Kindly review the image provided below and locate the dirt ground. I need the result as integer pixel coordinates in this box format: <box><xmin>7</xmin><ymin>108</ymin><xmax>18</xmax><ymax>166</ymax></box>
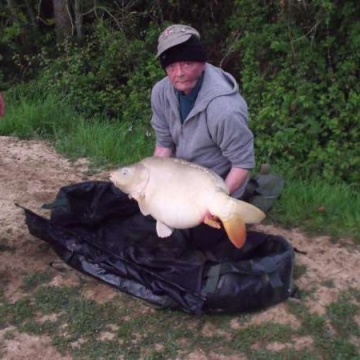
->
<box><xmin>0</xmin><ymin>135</ymin><xmax>360</xmax><ymax>359</ymax></box>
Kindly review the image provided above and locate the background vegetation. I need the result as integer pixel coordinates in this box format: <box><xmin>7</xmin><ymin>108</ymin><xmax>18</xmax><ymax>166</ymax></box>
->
<box><xmin>0</xmin><ymin>0</ymin><xmax>359</xmax><ymax>239</ymax></box>
<box><xmin>1</xmin><ymin>0</ymin><xmax>359</xmax><ymax>181</ymax></box>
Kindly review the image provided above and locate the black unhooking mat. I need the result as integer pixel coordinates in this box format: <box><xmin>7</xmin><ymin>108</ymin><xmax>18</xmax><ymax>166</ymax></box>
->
<box><xmin>21</xmin><ymin>181</ymin><xmax>294</xmax><ymax>315</ymax></box>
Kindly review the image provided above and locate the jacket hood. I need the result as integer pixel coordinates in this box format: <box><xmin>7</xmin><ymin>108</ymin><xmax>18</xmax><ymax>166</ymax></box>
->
<box><xmin>191</xmin><ymin>63</ymin><xmax>239</xmax><ymax>116</ymax></box>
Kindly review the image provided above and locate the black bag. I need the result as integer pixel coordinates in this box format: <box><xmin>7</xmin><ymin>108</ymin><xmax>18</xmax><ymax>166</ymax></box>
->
<box><xmin>21</xmin><ymin>181</ymin><xmax>294</xmax><ymax>315</ymax></box>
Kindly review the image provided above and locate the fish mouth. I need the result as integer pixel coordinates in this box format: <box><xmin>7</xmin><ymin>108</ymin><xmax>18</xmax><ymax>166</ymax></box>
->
<box><xmin>109</xmin><ymin>172</ymin><xmax>116</xmax><ymax>184</ymax></box>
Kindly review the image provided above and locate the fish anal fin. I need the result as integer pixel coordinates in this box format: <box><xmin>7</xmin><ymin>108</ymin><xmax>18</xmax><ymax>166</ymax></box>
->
<box><xmin>234</xmin><ymin>199</ymin><xmax>266</xmax><ymax>224</ymax></box>
<box><xmin>156</xmin><ymin>220</ymin><xmax>173</xmax><ymax>238</ymax></box>
<box><xmin>221</xmin><ymin>215</ymin><xmax>246</xmax><ymax>249</ymax></box>
<box><xmin>203</xmin><ymin>215</ymin><xmax>221</xmax><ymax>229</ymax></box>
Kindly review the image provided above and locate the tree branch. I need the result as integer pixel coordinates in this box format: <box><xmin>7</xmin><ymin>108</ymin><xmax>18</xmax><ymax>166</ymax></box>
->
<box><xmin>219</xmin><ymin>30</ymin><xmax>241</xmax><ymax>69</ymax></box>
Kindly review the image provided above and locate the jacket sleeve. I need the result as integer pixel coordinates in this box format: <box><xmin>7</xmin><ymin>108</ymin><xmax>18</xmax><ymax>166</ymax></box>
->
<box><xmin>206</xmin><ymin>94</ymin><xmax>255</xmax><ymax>169</ymax></box>
<box><xmin>150</xmin><ymin>83</ymin><xmax>175</xmax><ymax>150</ymax></box>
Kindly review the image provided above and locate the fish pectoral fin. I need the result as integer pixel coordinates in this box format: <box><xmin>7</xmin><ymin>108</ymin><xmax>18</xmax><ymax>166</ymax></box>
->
<box><xmin>203</xmin><ymin>215</ymin><xmax>221</xmax><ymax>229</ymax></box>
<box><xmin>132</xmin><ymin>191</ymin><xmax>145</xmax><ymax>201</ymax></box>
<box><xmin>137</xmin><ymin>198</ymin><xmax>150</xmax><ymax>216</ymax></box>
<box><xmin>132</xmin><ymin>192</ymin><xmax>150</xmax><ymax>216</ymax></box>
<box><xmin>221</xmin><ymin>215</ymin><xmax>246</xmax><ymax>249</ymax></box>
<box><xmin>156</xmin><ymin>221</ymin><xmax>173</xmax><ymax>238</ymax></box>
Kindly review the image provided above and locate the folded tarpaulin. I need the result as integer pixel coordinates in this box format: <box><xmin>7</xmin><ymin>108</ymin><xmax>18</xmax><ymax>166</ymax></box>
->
<box><xmin>21</xmin><ymin>181</ymin><xmax>295</xmax><ymax>315</ymax></box>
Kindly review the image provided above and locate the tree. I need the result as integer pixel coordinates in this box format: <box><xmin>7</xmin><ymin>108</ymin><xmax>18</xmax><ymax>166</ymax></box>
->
<box><xmin>52</xmin><ymin>0</ymin><xmax>72</xmax><ymax>40</ymax></box>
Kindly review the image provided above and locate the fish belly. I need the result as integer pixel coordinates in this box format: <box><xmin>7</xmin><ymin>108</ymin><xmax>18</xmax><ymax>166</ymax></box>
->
<box><xmin>146</xmin><ymin>192</ymin><xmax>206</xmax><ymax>229</ymax></box>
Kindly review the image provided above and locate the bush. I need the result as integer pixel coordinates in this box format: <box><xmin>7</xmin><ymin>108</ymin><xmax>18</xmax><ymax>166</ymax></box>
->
<box><xmin>224</xmin><ymin>0</ymin><xmax>360</xmax><ymax>184</ymax></box>
<box><xmin>35</xmin><ymin>21</ymin><xmax>163</xmax><ymax>127</ymax></box>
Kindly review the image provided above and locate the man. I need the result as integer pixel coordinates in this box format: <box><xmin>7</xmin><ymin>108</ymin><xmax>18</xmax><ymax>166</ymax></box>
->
<box><xmin>0</xmin><ymin>91</ymin><xmax>5</xmax><ymax>117</ymax></box>
<box><xmin>151</xmin><ymin>24</ymin><xmax>255</xmax><ymax>199</ymax></box>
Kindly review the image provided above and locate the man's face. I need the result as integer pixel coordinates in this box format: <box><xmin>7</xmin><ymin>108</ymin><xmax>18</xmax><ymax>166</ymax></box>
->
<box><xmin>165</xmin><ymin>61</ymin><xmax>205</xmax><ymax>95</ymax></box>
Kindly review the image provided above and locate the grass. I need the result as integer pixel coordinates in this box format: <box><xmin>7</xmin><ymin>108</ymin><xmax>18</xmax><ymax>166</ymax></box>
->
<box><xmin>327</xmin><ymin>294</ymin><xmax>360</xmax><ymax>338</ymax></box>
<box><xmin>293</xmin><ymin>264</ymin><xmax>307</xmax><ymax>280</ymax></box>
<box><xmin>21</xmin><ymin>270</ymin><xmax>53</xmax><ymax>291</ymax></box>
<box><xmin>53</xmin><ymin>116</ymin><xmax>154</xmax><ymax>167</ymax></box>
<box><xmin>2</xmin><ymin>273</ymin><xmax>359</xmax><ymax>358</ymax></box>
<box><xmin>269</xmin><ymin>178</ymin><xmax>360</xmax><ymax>243</ymax></box>
<box><xmin>0</xmin><ymin>89</ymin><xmax>153</xmax><ymax>167</ymax></box>
<box><xmin>287</xmin><ymin>293</ymin><xmax>360</xmax><ymax>359</ymax></box>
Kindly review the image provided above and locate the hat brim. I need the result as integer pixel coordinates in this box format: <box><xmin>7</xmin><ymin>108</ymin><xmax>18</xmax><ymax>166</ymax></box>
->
<box><xmin>156</xmin><ymin>33</ymin><xmax>193</xmax><ymax>58</ymax></box>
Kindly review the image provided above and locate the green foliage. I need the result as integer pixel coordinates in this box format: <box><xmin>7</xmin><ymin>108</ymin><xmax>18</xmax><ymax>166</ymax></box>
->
<box><xmin>36</xmin><ymin>21</ymin><xmax>163</xmax><ymax>125</ymax></box>
<box><xmin>0</xmin><ymin>2</ymin><xmax>53</xmax><ymax>85</ymax></box>
<box><xmin>225</xmin><ymin>0</ymin><xmax>360</xmax><ymax>184</ymax></box>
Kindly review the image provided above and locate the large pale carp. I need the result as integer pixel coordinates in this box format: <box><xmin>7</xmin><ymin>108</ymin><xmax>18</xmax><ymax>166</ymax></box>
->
<box><xmin>110</xmin><ymin>157</ymin><xmax>265</xmax><ymax>248</ymax></box>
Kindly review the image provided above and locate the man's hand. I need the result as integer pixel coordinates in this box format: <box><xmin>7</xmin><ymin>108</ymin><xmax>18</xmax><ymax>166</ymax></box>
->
<box><xmin>153</xmin><ymin>146</ymin><xmax>172</xmax><ymax>157</ymax></box>
<box><xmin>225</xmin><ymin>167</ymin><xmax>249</xmax><ymax>194</ymax></box>
<box><xmin>0</xmin><ymin>92</ymin><xmax>5</xmax><ymax>117</ymax></box>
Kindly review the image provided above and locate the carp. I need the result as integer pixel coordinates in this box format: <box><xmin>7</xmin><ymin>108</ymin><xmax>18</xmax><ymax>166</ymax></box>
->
<box><xmin>110</xmin><ymin>157</ymin><xmax>265</xmax><ymax>248</ymax></box>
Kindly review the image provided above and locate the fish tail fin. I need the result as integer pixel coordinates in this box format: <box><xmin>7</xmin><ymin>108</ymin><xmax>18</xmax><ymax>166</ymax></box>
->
<box><xmin>211</xmin><ymin>194</ymin><xmax>266</xmax><ymax>249</ymax></box>
<box><xmin>231</xmin><ymin>198</ymin><xmax>266</xmax><ymax>224</ymax></box>
<box><xmin>221</xmin><ymin>214</ymin><xmax>247</xmax><ymax>248</ymax></box>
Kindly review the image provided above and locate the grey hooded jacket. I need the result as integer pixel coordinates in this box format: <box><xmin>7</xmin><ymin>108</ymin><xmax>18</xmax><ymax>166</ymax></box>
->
<box><xmin>150</xmin><ymin>63</ymin><xmax>255</xmax><ymax>198</ymax></box>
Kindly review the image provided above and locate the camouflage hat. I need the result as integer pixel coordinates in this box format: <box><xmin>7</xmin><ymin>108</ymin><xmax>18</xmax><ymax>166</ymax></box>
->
<box><xmin>156</xmin><ymin>24</ymin><xmax>200</xmax><ymax>58</ymax></box>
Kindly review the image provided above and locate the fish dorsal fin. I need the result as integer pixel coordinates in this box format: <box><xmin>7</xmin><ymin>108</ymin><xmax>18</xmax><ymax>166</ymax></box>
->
<box><xmin>156</xmin><ymin>220</ymin><xmax>173</xmax><ymax>238</ymax></box>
